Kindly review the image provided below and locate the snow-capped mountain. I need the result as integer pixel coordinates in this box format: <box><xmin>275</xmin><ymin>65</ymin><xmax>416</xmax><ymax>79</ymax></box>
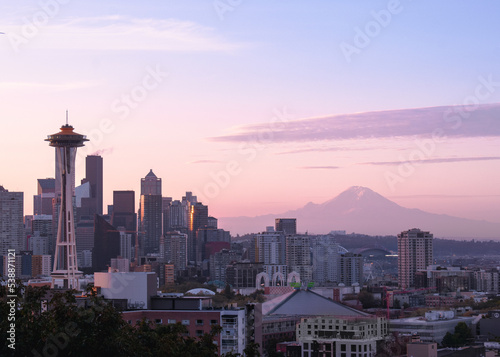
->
<box><xmin>219</xmin><ymin>186</ymin><xmax>500</xmax><ymax>238</ymax></box>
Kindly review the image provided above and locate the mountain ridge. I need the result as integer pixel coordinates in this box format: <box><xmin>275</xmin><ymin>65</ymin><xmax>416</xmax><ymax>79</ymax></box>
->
<box><xmin>219</xmin><ymin>186</ymin><xmax>500</xmax><ymax>238</ymax></box>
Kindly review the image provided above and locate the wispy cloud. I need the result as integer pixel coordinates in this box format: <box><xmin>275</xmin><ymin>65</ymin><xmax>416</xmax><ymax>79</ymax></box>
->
<box><xmin>276</xmin><ymin>146</ymin><xmax>385</xmax><ymax>155</ymax></box>
<box><xmin>389</xmin><ymin>194</ymin><xmax>500</xmax><ymax>199</ymax></box>
<box><xmin>0</xmin><ymin>81</ymin><xmax>101</xmax><ymax>92</ymax></box>
<box><xmin>360</xmin><ymin>156</ymin><xmax>500</xmax><ymax>166</ymax></box>
<box><xmin>298</xmin><ymin>166</ymin><xmax>340</xmax><ymax>170</ymax></box>
<box><xmin>189</xmin><ymin>160</ymin><xmax>224</xmax><ymax>164</ymax></box>
<box><xmin>1</xmin><ymin>16</ymin><xmax>247</xmax><ymax>52</ymax></box>
<box><xmin>210</xmin><ymin>103</ymin><xmax>500</xmax><ymax>143</ymax></box>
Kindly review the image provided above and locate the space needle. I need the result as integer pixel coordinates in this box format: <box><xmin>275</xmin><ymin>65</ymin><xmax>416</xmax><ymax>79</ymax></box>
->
<box><xmin>46</xmin><ymin>113</ymin><xmax>88</xmax><ymax>289</ymax></box>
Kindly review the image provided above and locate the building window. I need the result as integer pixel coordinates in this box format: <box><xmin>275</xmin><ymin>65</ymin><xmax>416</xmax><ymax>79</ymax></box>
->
<box><xmin>196</xmin><ymin>319</ymin><xmax>204</xmax><ymax>326</ymax></box>
<box><xmin>304</xmin><ymin>343</ymin><xmax>309</xmax><ymax>349</ymax></box>
<box><xmin>341</xmin><ymin>344</ymin><xmax>346</xmax><ymax>351</ymax></box>
<box><xmin>168</xmin><ymin>319</ymin><xmax>176</xmax><ymax>324</ymax></box>
<box><xmin>182</xmin><ymin>320</ymin><xmax>190</xmax><ymax>325</ymax></box>
<box><xmin>196</xmin><ymin>330</ymin><xmax>204</xmax><ymax>337</ymax></box>
<box><xmin>210</xmin><ymin>320</ymin><xmax>218</xmax><ymax>325</ymax></box>
<box><xmin>155</xmin><ymin>319</ymin><xmax>162</xmax><ymax>324</ymax></box>
<box><xmin>351</xmin><ymin>345</ymin><xmax>356</xmax><ymax>352</ymax></box>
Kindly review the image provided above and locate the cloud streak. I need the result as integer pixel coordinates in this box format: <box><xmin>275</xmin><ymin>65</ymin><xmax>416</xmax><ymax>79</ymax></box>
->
<box><xmin>2</xmin><ymin>16</ymin><xmax>247</xmax><ymax>52</ymax></box>
<box><xmin>210</xmin><ymin>103</ymin><xmax>500</xmax><ymax>143</ymax></box>
<box><xmin>189</xmin><ymin>160</ymin><xmax>224</xmax><ymax>164</ymax></box>
<box><xmin>298</xmin><ymin>166</ymin><xmax>340</xmax><ymax>170</ymax></box>
<box><xmin>0</xmin><ymin>81</ymin><xmax>101</xmax><ymax>92</ymax></box>
<box><xmin>360</xmin><ymin>156</ymin><xmax>500</xmax><ymax>166</ymax></box>
<box><xmin>276</xmin><ymin>146</ymin><xmax>374</xmax><ymax>155</ymax></box>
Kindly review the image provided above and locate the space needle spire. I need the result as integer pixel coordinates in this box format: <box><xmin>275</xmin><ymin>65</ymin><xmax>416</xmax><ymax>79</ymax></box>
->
<box><xmin>46</xmin><ymin>117</ymin><xmax>88</xmax><ymax>289</ymax></box>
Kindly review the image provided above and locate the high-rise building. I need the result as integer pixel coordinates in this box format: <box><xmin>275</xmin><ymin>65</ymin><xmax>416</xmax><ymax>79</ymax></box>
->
<box><xmin>196</xmin><ymin>227</ymin><xmax>231</xmax><ymax>263</ymax></box>
<box><xmin>226</xmin><ymin>261</ymin><xmax>264</xmax><ymax>289</ymax></box>
<box><xmin>139</xmin><ymin>171</ymin><xmax>162</xmax><ymax>256</ymax></box>
<box><xmin>398</xmin><ymin>228</ymin><xmax>433</xmax><ymax>289</ymax></box>
<box><xmin>118</xmin><ymin>229</ymin><xmax>132</xmax><ymax>262</ymax></box>
<box><xmin>46</xmin><ymin>122</ymin><xmax>87</xmax><ymax>289</ymax></box>
<box><xmin>0</xmin><ymin>186</ymin><xmax>24</xmax><ymax>255</ymax></box>
<box><xmin>29</xmin><ymin>232</ymin><xmax>49</xmax><ymax>255</ymax></box>
<box><xmin>339</xmin><ymin>252</ymin><xmax>363</xmax><ymax>286</ymax></box>
<box><xmin>139</xmin><ymin>194</ymin><xmax>162</xmax><ymax>255</ymax></box>
<box><xmin>160</xmin><ymin>231</ymin><xmax>188</xmax><ymax>276</ymax></box>
<box><xmin>110</xmin><ymin>257</ymin><xmax>130</xmax><ymax>272</ymax></box>
<box><xmin>33</xmin><ymin>178</ymin><xmax>55</xmax><ymax>215</ymax></box>
<box><xmin>80</xmin><ymin>155</ymin><xmax>103</xmax><ymax>216</ymax></box>
<box><xmin>275</xmin><ymin>218</ymin><xmax>297</xmax><ymax>235</ymax></box>
<box><xmin>30</xmin><ymin>214</ymin><xmax>52</xmax><ymax>256</ymax></box>
<box><xmin>286</xmin><ymin>235</ymin><xmax>313</xmax><ymax>283</ymax></box>
<box><xmin>207</xmin><ymin>216</ymin><xmax>218</xmax><ymax>229</ymax></box>
<box><xmin>111</xmin><ymin>190</ymin><xmax>136</xmax><ymax>258</ymax></box>
<box><xmin>76</xmin><ymin>215</ymin><xmax>94</xmax><ymax>268</ymax></box>
<box><xmin>188</xmin><ymin>202</ymin><xmax>208</xmax><ymax>263</ymax></box>
<box><xmin>162</xmin><ymin>197</ymin><xmax>173</xmax><ymax>234</ymax></box>
<box><xmin>168</xmin><ymin>200</ymin><xmax>187</xmax><ymax>232</ymax></box>
<box><xmin>141</xmin><ymin>169</ymin><xmax>161</xmax><ymax>195</ymax></box>
<box><xmin>255</xmin><ymin>228</ymin><xmax>286</xmax><ymax>265</ymax></box>
<box><xmin>210</xmin><ymin>249</ymin><xmax>240</xmax><ymax>283</ymax></box>
<box><xmin>93</xmin><ymin>214</ymin><xmax>120</xmax><ymax>272</ymax></box>
<box><xmin>312</xmin><ymin>235</ymin><xmax>344</xmax><ymax>285</ymax></box>
<box><xmin>32</xmin><ymin>255</ymin><xmax>51</xmax><ymax>277</ymax></box>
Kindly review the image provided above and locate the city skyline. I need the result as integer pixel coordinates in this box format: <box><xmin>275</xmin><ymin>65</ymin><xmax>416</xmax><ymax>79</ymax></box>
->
<box><xmin>1</xmin><ymin>1</ymin><xmax>500</xmax><ymax>226</ymax></box>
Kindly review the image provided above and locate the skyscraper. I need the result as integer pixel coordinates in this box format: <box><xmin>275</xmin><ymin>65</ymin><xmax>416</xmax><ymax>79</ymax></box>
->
<box><xmin>255</xmin><ymin>228</ymin><xmax>286</xmax><ymax>265</ymax></box>
<box><xmin>188</xmin><ymin>202</ymin><xmax>208</xmax><ymax>263</ymax></box>
<box><xmin>139</xmin><ymin>170</ymin><xmax>162</xmax><ymax>256</ymax></box>
<box><xmin>33</xmin><ymin>178</ymin><xmax>55</xmax><ymax>215</ymax></box>
<box><xmin>286</xmin><ymin>235</ymin><xmax>312</xmax><ymax>282</ymax></box>
<box><xmin>111</xmin><ymin>190</ymin><xmax>137</xmax><ymax>257</ymax></box>
<box><xmin>141</xmin><ymin>169</ymin><xmax>161</xmax><ymax>195</ymax></box>
<box><xmin>0</xmin><ymin>186</ymin><xmax>24</xmax><ymax>255</ymax></box>
<box><xmin>312</xmin><ymin>235</ymin><xmax>343</xmax><ymax>285</ymax></box>
<box><xmin>46</xmin><ymin>121</ymin><xmax>88</xmax><ymax>289</ymax></box>
<box><xmin>92</xmin><ymin>214</ymin><xmax>120</xmax><ymax>272</ymax></box>
<box><xmin>160</xmin><ymin>231</ymin><xmax>188</xmax><ymax>276</ymax></box>
<box><xmin>339</xmin><ymin>252</ymin><xmax>363</xmax><ymax>286</ymax></box>
<box><xmin>275</xmin><ymin>218</ymin><xmax>297</xmax><ymax>235</ymax></box>
<box><xmin>398</xmin><ymin>228</ymin><xmax>433</xmax><ymax>289</ymax></box>
<box><xmin>80</xmin><ymin>155</ymin><xmax>103</xmax><ymax>216</ymax></box>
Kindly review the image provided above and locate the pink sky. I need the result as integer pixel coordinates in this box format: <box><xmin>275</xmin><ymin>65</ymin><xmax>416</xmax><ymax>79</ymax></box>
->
<box><xmin>1</xmin><ymin>1</ymin><xmax>499</xmax><ymax>230</ymax></box>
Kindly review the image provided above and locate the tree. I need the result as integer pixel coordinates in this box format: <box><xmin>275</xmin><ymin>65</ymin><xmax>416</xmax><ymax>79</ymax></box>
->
<box><xmin>243</xmin><ymin>342</ymin><xmax>261</xmax><ymax>357</ymax></box>
<box><xmin>454</xmin><ymin>322</ymin><xmax>473</xmax><ymax>343</ymax></box>
<box><xmin>223</xmin><ymin>283</ymin><xmax>234</xmax><ymax>300</ymax></box>
<box><xmin>0</xmin><ymin>282</ymin><xmax>237</xmax><ymax>357</ymax></box>
<box><xmin>358</xmin><ymin>290</ymin><xmax>380</xmax><ymax>308</ymax></box>
<box><xmin>441</xmin><ymin>322</ymin><xmax>473</xmax><ymax>348</ymax></box>
<box><xmin>441</xmin><ymin>332</ymin><xmax>460</xmax><ymax>348</ymax></box>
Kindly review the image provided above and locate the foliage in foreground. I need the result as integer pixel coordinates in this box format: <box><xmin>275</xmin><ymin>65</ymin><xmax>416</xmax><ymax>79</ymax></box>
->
<box><xmin>0</xmin><ymin>281</ymin><xmax>259</xmax><ymax>357</ymax></box>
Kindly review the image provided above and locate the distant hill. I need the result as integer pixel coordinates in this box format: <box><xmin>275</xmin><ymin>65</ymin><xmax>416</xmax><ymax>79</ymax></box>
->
<box><xmin>220</xmin><ymin>186</ymin><xmax>500</xmax><ymax>238</ymax></box>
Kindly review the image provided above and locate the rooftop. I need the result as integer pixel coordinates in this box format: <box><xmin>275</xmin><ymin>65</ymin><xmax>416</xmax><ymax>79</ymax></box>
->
<box><xmin>263</xmin><ymin>288</ymin><xmax>370</xmax><ymax>317</ymax></box>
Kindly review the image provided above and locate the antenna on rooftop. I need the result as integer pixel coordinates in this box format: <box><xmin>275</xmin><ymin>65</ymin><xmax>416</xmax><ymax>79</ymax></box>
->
<box><xmin>66</xmin><ymin>110</ymin><xmax>68</xmax><ymax>125</ymax></box>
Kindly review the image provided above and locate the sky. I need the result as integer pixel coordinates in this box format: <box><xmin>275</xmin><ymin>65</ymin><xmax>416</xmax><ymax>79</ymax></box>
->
<box><xmin>1</xmin><ymin>0</ymin><xmax>500</xmax><ymax>228</ymax></box>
